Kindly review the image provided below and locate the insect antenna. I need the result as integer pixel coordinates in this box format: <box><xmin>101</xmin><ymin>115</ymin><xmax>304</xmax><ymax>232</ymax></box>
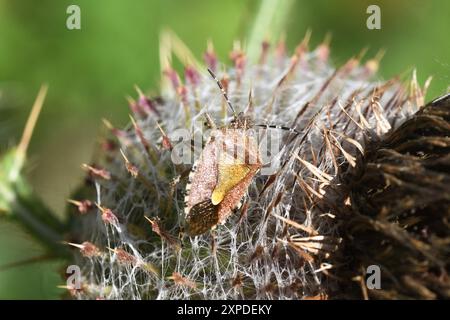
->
<box><xmin>203</xmin><ymin>112</ymin><xmax>217</xmax><ymax>129</ymax></box>
<box><xmin>255</xmin><ymin>124</ymin><xmax>301</xmax><ymax>135</ymax></box>
<box><xmin>207</xmin><ymin>68</ymin><xmax>237</xmax><ymax>117</ymax></box>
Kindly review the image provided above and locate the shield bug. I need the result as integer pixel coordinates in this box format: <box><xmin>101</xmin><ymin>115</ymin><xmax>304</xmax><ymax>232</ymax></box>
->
<box><xmin>184</xmin><ymin>69</ymin><xmax>297</xmax><ymax>236</ymax></box>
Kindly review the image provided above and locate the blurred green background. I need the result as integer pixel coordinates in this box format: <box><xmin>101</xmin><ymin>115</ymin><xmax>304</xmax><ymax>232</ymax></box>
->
<box><xmin>0</xmin><ymin>0</ymin><xmax>448</xmax><ymax>299</ymax></box>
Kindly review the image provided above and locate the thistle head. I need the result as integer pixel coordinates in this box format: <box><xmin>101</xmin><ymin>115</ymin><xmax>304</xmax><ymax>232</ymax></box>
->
<box><xmin>64</xmin><ymin>33</ymin><xmax>438</xmax><ymax>300</ymax></box>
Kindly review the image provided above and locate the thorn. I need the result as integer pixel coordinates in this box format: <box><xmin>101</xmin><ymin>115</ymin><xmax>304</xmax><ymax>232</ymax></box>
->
<box><xmin>374</xmin><ymin>48</ymin><xmax>386</xmax><ymax>62</ymax></box>
<box><xmin>134</xmin><ymin>85</ymin><xmax>144</xmax><ymax>98</ymax></box>
<box><xmin>95</xmin><ymin>203</ymin><xmax>119</xmax><ymax>225</ymax></box>
<box><xmin>364</xmin><ymin>49</ymin><xmax>386</xmax><ymax>75</ymax></box>
<box><xmin>356</xmin><ymin>47</ymin><xmax>369</xmax><ymax>61</ymax></box>
<box><xmin>65</xmin><ymin>241</ymin><xmax>101</xmax><ymax>257</ymax></box>
<box><xmin>143</xmin><ymin>215</ymin><xmax>153</xmax><ymax>224</ymax></box>
<box><xmin>100</xmin><ymin>139</ymin><xmax>117</xmax><ymax>153</ymax></box>
<box><xmin>229</xmin><ymin>43</ymin><xmax>246</xmax><ymax>85</ymax></box>
<box><xmin>133</xmin><ymin>85</ymin><xmax>159</xmax><ymax>115</ymax></box>
<box><xmin>129</xmin><ymin>115</ymin><xmax>151</xmax><ymax>154</ymax></box>
<box><xmin>67</xmin><ymin>199</ymin><xmax>94</xmax><ymax>214</ymax></box>
<box><xmin>57</xmin><ymin>284</ymin><xmax>83</xmax><ymax>291</ymax></box>
<box><xmin>57</xmin><ymin>285</ymin><xmax>72</xmax><ymax>289</ymax></box>
<box><xmin>144</xmin><ymin>216</ymin><xmax>181</xmax><ymax>251</ymax></box>
<box><xmin>126</xmin><ymin>95</ymin><xmax>140</xmax><ymax>115</ymax></box>
<box><xmin>159</xmin><ymin>29</ymin><xmax>173</xmax><ymax>76</ymax></box>
<box><xmin>156</xmin><ymin>121</ymin><xmax>172</xmax><ymax>150</ymax></box>
<box><xmin>17</xmin><ymin>84</ymin><xmax>48</xmax><ymax>158</ymax></box>
<box><xmin>275</xmin><ymin>33</ymin><xmax>286</xmax><ymax>63</ymax></box>
<box><xmin>10</xmin><ymin>84</ymin><xmax>48</xmax><ymax>181</ymax></box>
<box><xmin>295</xmin><ymin>29</ymin><xmax>312</xmax><ymax>57</ymax></box>
<box><xmin>108</xmin><ymin>247</ymin><xmax>137</xmax><ymax>265</ymax></box>
<box><xmin>117</xmin><ymin>137</ymin><xmax>156</xmax><ymax>191</ymax></box>
<box><xmin>102</xmin><ymin>118</ymin><xmax>129</xmax><ymax>142</ymax></box>
<box><xmin>185</xmin><ymin>65</ymin><xmax>201</xmax><ymax>87</ymax></box>
<box><xmin>271</xmin><ymin>212</ymin><xmax>318</xmax><ymax>235</ymax></box>
<box><xmin>258</xmin><ymin>39</ymin><xmax>271</xmax><ymax>65</ymax></box>
<box><xmin>204</xmin><ymin>39</ymin><xmax>217</xmax><ymax>72</ymax></box>
<box><xmin>168</xmin><ymin>272</ymin><xmax>196</xmax><ymax>289</ymax></box>
<box><xmin>81</xmin><ymin>164</ymin><xmax>111</xmax><ymax>180</ymax></box>
<box><xmin>280</xmin><ymin>238</ymin><xmax>315</xmax><ymax>262</ymax></box>
<box><xmin>65</xmin><ymin>241</ymin><xmax>84</xmax><ymax>249</ymax></box>
<box><xmin>163</xmin><ymin>67</ymin><xmax>181</xmax><ymax>90</ymax></box>
<box><xmin>102</xmin><ymin>118</ymin><xmax>114</xmax><ymax>130</ymax></box>
<box><xmin>341</xmin><ymin>56</ymin><xmax>360</xmax><ymax>76</ymax></box>
<box><xmin>119</xmin><ymin>149</ymin><xmax>139</xmax><ymax>178</ymax></box>
<box><xmin>316</xmin><ymin>33</ymin><xmax>332</xmax><ymax>62</ymax></box>
<box><xmin>160</xmin><ymin>29</ymin><xmax>203</xmax><ymax>70</ymax></box>
<box><xmin>322</xmin><ymin>32</ymin><xmax>332</xmax><ymax>46</ymax></box>
<box><xmin>423</xmin><ymin>76</ymin><xmax>433</xmax><ymax>101</ymax></box>
<box><xmin>292</xmin><ymin>154</ymin><xmax>333</xmax><ymax>182</ymax></box>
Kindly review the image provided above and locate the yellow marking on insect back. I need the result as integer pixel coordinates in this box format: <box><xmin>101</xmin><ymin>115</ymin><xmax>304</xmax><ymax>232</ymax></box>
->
<box><xmin>211</xmin><ymin>157</ymin><xmax>251</xmax><ymax>205</ymax></box>
<box><xmin>211</xmin><ymin>190</ymin><xmax>225</xmax><ymax>205</ymax></box>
